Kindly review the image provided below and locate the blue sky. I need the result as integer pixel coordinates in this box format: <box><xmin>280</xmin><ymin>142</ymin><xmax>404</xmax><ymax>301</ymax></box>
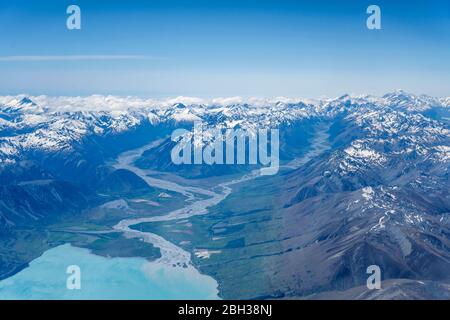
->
<box><xmin>0</xmin><ymin>0</ymin><xmax>449</xmax><ymax>98</ymax></box>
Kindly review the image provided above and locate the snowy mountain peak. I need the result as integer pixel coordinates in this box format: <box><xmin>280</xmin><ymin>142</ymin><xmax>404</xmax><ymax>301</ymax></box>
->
<box><xmin>0</xmin><ymin>96</ymin><xmax>44</xmax><ymax>114</ymax></box>
<box><xmin>17</xmin><ymin>97</ymin><xmax>36</xmax><ymax>106</ymax></box>
<box><xmin>383</xmin><ymin>90</ymin><xmax>442</xmax><ymax>111</ymax></box>
<box><xmin>173</xmin><ymin>103</ymin><xmax>187</xmax><ymax>109</ymax></box>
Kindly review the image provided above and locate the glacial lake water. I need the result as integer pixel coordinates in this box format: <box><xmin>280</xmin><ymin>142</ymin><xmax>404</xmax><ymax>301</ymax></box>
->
<box><xmin>0</xmin><ymin>244</ymin><xmax>219</xmax><ymax>300</ymax></box>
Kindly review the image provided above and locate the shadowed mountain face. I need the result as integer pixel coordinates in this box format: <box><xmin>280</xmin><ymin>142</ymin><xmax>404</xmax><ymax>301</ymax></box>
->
<box><xmin>96</xmin><ymin>169</ymin><xmax>154</xmax><ymax>194</ymax></box>
<box><xmin>0</xmin><ymin>180</ymin><xmax>89</xmax><ymax>228</ymax></box>
<box><xmin>0</xmin><ymin>91</ymin><xmax>449</xmax><ymax>299</ymax></box>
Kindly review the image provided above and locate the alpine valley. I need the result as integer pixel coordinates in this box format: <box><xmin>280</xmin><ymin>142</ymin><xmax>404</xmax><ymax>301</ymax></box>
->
<box><xmin>0</xmin><ymin>90</ymin><xmax>449</xmax><ymax>299</ymax></box>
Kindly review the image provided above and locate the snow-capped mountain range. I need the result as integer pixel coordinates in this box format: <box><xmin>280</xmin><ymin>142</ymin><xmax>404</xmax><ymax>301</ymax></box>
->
<box><xmin>0</xmin><ymin>90</ymin><xmax>448</xmax><ymax>166</ymax></box>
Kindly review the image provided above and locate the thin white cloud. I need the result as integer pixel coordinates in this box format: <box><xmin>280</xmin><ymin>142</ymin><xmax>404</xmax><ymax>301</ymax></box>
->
<box><xmin>0</xmin><ymin>55</ymin><xmax>165</xmax><ymax>62</ymax></box>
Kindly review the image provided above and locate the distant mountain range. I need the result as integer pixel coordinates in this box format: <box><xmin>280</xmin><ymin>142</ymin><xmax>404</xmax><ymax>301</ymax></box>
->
<box><xmin>0</xmin><ymin>90</ymin><xmax>448</xmax><ymax>165</ymax></box>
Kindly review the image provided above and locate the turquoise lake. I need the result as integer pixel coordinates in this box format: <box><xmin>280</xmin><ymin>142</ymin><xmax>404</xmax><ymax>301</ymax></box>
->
<box><xmin>0</xmin><ymin>244</ymin><xmax>219</xmax><ymax>300</ymax></box>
